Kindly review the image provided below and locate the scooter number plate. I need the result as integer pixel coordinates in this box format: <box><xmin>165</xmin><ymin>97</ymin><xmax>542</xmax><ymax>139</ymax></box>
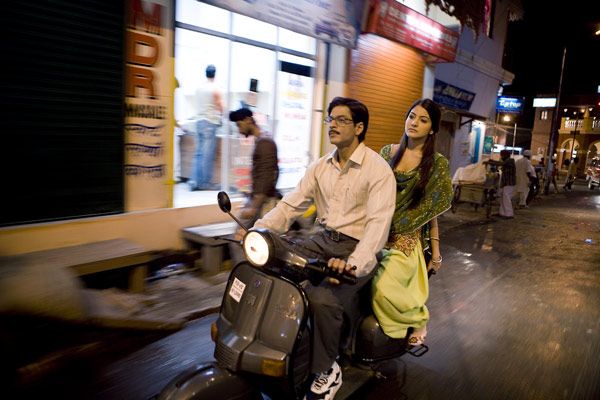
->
<box><xmin>229</xmin><ymin>277</ymin><xmax>246</xmax><ymax>302</ymax></box>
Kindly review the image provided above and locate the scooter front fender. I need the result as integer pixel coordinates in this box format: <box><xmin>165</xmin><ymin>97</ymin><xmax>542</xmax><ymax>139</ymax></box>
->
<box><xmin>157</xmin><ymin>361</ymin><xmax>261</xmax><ymax>400</ymax></box>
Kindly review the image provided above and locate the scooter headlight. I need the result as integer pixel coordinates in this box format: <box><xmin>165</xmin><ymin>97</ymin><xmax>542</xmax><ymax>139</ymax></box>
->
<box><xmin>243</xmin><ymin>230</ymin><xmax>272</xmax><ymax>267</ymax></box>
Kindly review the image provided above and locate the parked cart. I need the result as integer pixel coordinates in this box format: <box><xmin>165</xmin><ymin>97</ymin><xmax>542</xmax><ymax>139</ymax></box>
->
<box><xmin>451</xmin><ymin>161</ymin><xmax>500</xmax><ymax>219</ymax></box>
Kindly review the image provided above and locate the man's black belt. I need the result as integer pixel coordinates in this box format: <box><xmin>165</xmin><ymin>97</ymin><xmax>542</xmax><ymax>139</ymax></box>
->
<box><xmin>320</xmin><ymin>226</ymin><xmax>358</xmax><ymax>242</ymax></box>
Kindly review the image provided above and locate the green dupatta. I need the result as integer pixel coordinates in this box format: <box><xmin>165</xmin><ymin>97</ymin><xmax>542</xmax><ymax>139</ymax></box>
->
<box><xmin>380</xmin><ymin>144</ymin><xmax>453</xmax><ymax>239</ymax></box>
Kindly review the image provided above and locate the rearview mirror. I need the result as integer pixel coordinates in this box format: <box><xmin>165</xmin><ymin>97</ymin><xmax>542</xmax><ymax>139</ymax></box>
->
<box><xmin>217</xmin><ymin>191</ymin><xmax>231</xmax><ymax>213</ymax></box>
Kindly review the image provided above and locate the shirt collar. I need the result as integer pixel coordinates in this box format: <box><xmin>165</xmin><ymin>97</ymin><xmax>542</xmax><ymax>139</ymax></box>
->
<box><xmin>327</xmin><ymin>142</ymin><xmax>367</xmax><ymax>168</ymax></box>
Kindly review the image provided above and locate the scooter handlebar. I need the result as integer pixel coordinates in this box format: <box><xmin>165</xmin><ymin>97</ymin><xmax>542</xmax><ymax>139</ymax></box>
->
<box><xmin>305</xmin><ymin>258</ymin><xmax>357</xmax><ymax>285</ymax></box>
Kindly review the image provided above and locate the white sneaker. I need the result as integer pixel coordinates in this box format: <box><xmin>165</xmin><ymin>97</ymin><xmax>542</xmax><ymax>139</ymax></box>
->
<box><xmin>304</xmin><ymin>361</ymin><xmax>342</xmax><ymax>400</ymax></box>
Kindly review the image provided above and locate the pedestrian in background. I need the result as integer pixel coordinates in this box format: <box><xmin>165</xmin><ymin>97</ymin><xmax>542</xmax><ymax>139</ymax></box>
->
<box><xmin>371</xmin><ymin>98</ymin><xmax>453</xmax><ymax>347</ymax></box>
<box><xmin>497</xmin><ymin>149</ymin><xmax>516</xmax><ymax>218</ymax></box>
<box><xmin>190</xmin><ymin>64</ymin><xmax>224</xmax><ymax>191</ymax></box>
<box><xmin>563</xmin><ymin>157</ymin><xmax>578</xmax><ymax>191</ymax></box>
<box><xmin>229</xmin><ymin>107</ymin><xmax>280</xmax><ymax>241</ymax></box>
<box><xmin>515</xmin><ymin>150</ymin><xmax>536</xmax><ymax>208</ymax></box>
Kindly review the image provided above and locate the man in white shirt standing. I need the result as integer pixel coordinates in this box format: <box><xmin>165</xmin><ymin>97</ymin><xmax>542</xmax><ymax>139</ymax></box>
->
<box><xmin>190</xmin><ymin>64</ymin><xmax>224</xmax><ymax>190</ymax></box>
<box><xmin>515</xmin><ymin>150</ymin><xmax>536</xmax><ymax>208</ymax></box>
<box><xmin>254</xmin><ymin>97</ymin><xmax>396</xmax><ymax>400</ymax></box>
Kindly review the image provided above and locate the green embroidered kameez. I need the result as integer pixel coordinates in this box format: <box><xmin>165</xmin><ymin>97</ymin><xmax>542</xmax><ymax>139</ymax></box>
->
<box><xmin>372</xmin><ymin>144</ymin><xmax>453</xmax><ymax>338</ymax></box>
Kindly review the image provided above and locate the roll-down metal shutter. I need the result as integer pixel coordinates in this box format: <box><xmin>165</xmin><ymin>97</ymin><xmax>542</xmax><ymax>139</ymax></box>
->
<box><xmin>349</xmin><ymin>34</ymin><xmax>425</xmax><ymax>153</ymax></box>
<box><xmin>1</xmin><ymin>0</ymin><xmax>125</xmax><ymax>227</ymax></box>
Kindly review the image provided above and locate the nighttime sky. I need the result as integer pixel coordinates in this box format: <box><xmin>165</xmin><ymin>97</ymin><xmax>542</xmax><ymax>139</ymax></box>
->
<box><xmin>503</xmin><ymin>0</ymin><xmax>600</xmax><ymax>108</ymax></box>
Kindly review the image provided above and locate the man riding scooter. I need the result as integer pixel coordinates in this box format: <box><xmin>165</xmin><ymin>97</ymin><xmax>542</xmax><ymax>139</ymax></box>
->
<box><xmin>252</xmin><ymin>97</ymin><xmax>396</xmax><ymax>400</ymax></box>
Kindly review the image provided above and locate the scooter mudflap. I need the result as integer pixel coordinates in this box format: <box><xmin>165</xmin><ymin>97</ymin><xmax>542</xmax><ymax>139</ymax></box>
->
<box><xmin>407</xmin><ymin>344</ymin><xmax>429</xmax><ymax>357</ymax></box>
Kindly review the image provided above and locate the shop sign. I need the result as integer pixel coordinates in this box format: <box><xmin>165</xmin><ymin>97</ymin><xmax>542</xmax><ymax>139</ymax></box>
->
<box><xmin>124</xmin><ymin>0</ymin><xmax>173</xmax><ymax>210</ymax></box>
<box><xmin>496</xmin><ymin>96</ymin><xmax>525</xmax><ymax>114</ymax></box>
<box><xmin>202</xmin><ymin>0</ymin><xmax>365</xmax><ymax>49</ymax></box>
<box><xmin>483</xmin><ymin>136</ymin><xmax>494</xmax><ymax>155</ymax></box>
<box><xmin>433</xmin><ymin>79</ymin><xmax>475</xmax><ymax>111</ymax></box>
<box><xmin>365</xmin><ymin>0</ymin><xmax>459</xmax><ymax>62</ymax></box>
<box><xmin>533</xmin><ymin>97</ymin><xmax>556</xmax><ymax>107</ymax></box>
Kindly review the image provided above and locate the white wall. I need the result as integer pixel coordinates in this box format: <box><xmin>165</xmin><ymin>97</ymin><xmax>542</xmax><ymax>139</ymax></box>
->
<box><xmin>0</xmin><ymin>201</ymin><xmax>243</xmax><ymax>257</ymax></box>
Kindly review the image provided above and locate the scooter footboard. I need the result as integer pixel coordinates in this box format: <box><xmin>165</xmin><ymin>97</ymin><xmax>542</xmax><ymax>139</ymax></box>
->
<box><xmin>156</xmin><ymin>362</ymin><xmax>261</xmax><ymax>400</ymax></box>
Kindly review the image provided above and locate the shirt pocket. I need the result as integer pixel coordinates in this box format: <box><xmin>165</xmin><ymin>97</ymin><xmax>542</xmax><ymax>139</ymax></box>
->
<box><xmin>346</xmin><ymin>182</ymin><xmax>368</xmax><ymax>206</ymax></box>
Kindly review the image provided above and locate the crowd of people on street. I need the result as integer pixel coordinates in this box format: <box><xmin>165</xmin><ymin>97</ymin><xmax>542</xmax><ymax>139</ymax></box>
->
<box><xmin>490</xmin><ymin>147</ymin><xmax>578</xmax><ymax>220</ymax></box>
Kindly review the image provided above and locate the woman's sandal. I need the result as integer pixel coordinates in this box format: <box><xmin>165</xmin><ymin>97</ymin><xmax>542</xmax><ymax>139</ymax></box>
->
<box><xmin>408</xmin><ymin>326</ymin><xmax>427</xmax><ymax>346</ymax></box>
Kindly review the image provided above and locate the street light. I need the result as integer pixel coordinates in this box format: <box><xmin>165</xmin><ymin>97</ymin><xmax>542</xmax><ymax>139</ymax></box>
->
<box><xmin>543</xmin><ymin>47</ymin><xmax>567</xmax><ymax>195</ymax></box>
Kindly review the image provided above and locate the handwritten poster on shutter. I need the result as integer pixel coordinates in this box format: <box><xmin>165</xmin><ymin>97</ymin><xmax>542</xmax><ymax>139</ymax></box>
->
<box><xmin>124</xmin><ymin>0</ymin><xmax>174</xmax><ymax>211</ymax></box>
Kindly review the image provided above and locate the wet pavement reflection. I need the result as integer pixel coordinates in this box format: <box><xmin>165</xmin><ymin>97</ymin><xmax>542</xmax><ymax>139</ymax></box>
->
<box><xmin>9</xmin><ymin>184</ymin><xmax>600</xmax><ymax>399</ymax></box>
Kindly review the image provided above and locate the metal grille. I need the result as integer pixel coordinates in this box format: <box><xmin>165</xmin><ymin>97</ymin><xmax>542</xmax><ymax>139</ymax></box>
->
<box><xmin>215</xmin><ymin>341</ymin><xmax>236</xmax><ymax>369</ymax></box>
<box><xmin>1</xmin><ymin>0</ymin><xmax>125</xmax><ymax>226</ymax></box>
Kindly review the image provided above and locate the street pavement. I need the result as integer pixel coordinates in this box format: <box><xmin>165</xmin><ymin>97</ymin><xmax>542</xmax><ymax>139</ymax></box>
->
<box><xmin>10</xmin><ymin>182</ymin><xmax>600</xmax><ymax>399</ymax></box>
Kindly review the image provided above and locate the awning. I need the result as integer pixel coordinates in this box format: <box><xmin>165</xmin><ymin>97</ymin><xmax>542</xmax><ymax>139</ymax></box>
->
<box><xmin>440</xmin><ymin>106</ymin><xmax>488</xmax><ymax>127</ymax></box>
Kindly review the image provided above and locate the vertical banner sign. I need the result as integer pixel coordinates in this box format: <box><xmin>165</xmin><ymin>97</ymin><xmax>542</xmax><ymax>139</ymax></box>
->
<box><xmin>125</xmin><ymin>0</ymin><xmax>173</xmax><ymax>211</ymax></box>
<box><xmin>275</xmin><ymin>63</ymin><xmax>314</xmax><ymax>188</ymax></box>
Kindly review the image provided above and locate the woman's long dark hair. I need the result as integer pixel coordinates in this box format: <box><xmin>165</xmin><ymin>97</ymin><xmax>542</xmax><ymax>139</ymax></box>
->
<box><xmin>390</xmin><ymin>98</ymin><xmax>441</xmax><ymax>208</ymax></box>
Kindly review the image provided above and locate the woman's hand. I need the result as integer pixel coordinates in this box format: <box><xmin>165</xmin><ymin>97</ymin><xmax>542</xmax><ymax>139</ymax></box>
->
<box><xmin>427</xmin><ymin>253</ymin><xmax>442</xmax><ymax>274</ymax></box>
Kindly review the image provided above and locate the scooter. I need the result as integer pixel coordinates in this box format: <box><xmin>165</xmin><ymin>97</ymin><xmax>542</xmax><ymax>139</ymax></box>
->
<box><xmin>157</xmin><ymin>192</ymin><xmax>427</xmax><ymax>400</ymax></box>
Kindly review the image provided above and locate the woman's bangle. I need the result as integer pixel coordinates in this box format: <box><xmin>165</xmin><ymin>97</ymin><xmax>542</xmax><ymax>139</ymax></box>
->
<box><xmin>431</xmin><ymin>255</ymin><xmax>442</xmax><ymax>264</ymax></box>
<box><xmin>430</xmin><ymin>237</ymin><xmax>440</xmax><ymax>241</ymax></box>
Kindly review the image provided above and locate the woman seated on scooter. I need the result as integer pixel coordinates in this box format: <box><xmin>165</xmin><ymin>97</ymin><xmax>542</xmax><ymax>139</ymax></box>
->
<box><xmin>372</xmin><ymin>98</ymin><xmax>453</xmax><ymax>346</ymax></box>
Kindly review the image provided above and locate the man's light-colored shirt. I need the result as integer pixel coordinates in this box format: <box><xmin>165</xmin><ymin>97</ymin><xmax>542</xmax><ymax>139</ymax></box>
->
<box><xmin>254</xmin><ymin>142</ymin><xmax>396</xmax><ymax>277</ymax></box>
<box><xmin>195</xmin><ymin>80</ymin><xmax>221</xmax><ymax>125</ymax></box>
<box><xmin>515</xmin><ymin>157</ymin><xmax>536</xmax><ymax>192</ymax></box>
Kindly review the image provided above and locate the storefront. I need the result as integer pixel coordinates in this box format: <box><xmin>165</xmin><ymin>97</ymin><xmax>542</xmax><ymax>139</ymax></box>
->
<box><xmin>348</xmin><ymin>0</ymin><xmax>460</xmax><ymax>153</ymax></box>
<box><xmin>172</xmin><ymin>0</ymin><xmax>366</xmax><ymax>207</ymax></box>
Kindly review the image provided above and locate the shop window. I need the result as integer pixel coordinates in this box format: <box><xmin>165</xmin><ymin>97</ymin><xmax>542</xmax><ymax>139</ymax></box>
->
<box><xmin>174</xmin><ymin>3</ymin><xmax>317</xmax><ymax>207</ymax></box>
<box><xmin>230</xmin><ymin>43</ymin><xmax>276</xmax><ymax>116</ymax></box>
<box><xmin>176</xmin><ymin>0</ymin><xmax>230</xmax><ymax>34</ymax></box>
<box><xmin>279</xmin><ymin>28</ymin><xmax>317</xmax><ymax>54</ymax></box>
<box><xmin>174</xmin><ymin>28</ymin><xmax>229</xmax><ymax>121</ymax></box>
<box><xmin>232</xmin><ymin>13</ymin><xmax>277</xmax><ymax>45</ymax></box>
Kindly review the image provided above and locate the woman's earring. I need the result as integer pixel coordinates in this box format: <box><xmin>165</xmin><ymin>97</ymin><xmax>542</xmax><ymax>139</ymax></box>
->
<box><xmin>429</xmin><ymin>131</ymin><xmax>434</xmax><ymax>135</ymax></box>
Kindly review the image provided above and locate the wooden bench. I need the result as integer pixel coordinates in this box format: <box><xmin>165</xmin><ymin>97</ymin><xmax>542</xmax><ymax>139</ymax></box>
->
<box><xmin>0</xmin><ymin>239</ymin><xmax>155</xmax><ymax>293</ymax></box>
<box><xmin>181</xmin><ymin>222</ymin><xmax>238</xmax><ymax>273</ymax></box>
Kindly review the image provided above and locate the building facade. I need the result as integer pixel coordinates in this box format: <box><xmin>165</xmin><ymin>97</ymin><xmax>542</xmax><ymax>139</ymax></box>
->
<box><xmin>1</xmin><ymin>0</ymin><xmax>518</xmax><ymax>258</ymax></box>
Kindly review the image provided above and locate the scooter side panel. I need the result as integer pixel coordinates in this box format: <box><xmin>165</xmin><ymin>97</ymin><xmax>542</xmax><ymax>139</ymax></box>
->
<box><xmin>216</xmin><ymin>263</ymin><xmax>306</xmax><ymax>374</ymax></box>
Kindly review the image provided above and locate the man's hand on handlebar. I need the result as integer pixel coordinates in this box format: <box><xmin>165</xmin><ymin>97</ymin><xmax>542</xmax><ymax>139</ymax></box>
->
<box><xmin>234</xmin><ymin>227</ymin><xmax>245</xmax><ymax>242</ymax></box>
<box><xmin>326</xmin><ymin>258</ymin><xmax>357</xmax><ymax>285</ymax></box>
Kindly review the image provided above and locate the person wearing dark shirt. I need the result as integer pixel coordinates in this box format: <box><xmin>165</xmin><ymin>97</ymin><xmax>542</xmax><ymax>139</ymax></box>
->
<box><xmin>229</xmin><ymin>108</ymin><xmax>280</xmax><ymax>239</ymax></box>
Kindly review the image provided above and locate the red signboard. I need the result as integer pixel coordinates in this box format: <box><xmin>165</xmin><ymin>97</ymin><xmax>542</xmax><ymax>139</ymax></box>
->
<box><xmin>365</xmin><ymin>0</ymin><xmax>459</xmax><ymax>62</ymax></box>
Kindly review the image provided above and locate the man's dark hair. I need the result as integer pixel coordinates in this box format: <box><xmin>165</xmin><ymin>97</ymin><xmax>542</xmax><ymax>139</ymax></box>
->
<box><xmin>206</xmin><ymin>64</ymin><xmax>216</xmax><ymax>79</ymax></box>
<box><xmin>229</xmin><ymin>107</ymin><xmax>253</xmax><ymax>122</ymax></box>
<box><xmin>327</xmin><ymin>96</ymin><xmax>369</xmax><ymax>143</ymax></box>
